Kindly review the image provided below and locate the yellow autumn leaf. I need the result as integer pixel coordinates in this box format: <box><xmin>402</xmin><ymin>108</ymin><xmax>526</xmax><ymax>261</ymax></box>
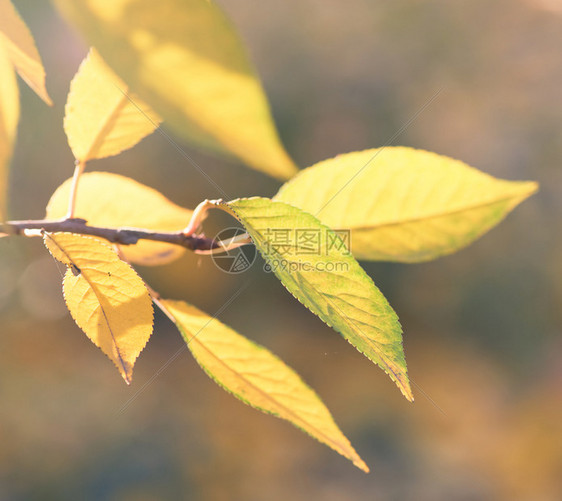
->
<box><xmin>161</xmin><ymin>299</ymin><xmax>369</xmax><ymax>472</ymax></box>
<box><xmin>0</xmin><ymin>0</ymin><xmax>51</xmax><ymax>104</ymax></box>
<box><xmin>44</xmin><ymin>232</ymin><xmax>154</xmax><ymax>383</ymax></box>
<box><xmin>65</xmin><ymin>48</ymin><xmax>161</xmax><ymax>162</ymax></box>
<box><xmin>46</xmin><ymin>172</ymin><xmax>193</xmax><ymax>265</ymax></box>
<box><xmin>0</xmin><ymin>44</ymin><xmax>19</xmax><ymax>222</ymax></box>
<box><xmin>53</xmin><ymin>0</ymin><xmax>298</xmax><ymax>179</ymax></box>
<box><xmin>275</xmin><ymin>147</ymin><xmax>538</xmax><ymax>262</ymax></box>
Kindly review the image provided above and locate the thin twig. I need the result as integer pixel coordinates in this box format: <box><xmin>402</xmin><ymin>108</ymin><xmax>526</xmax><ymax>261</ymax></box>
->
<box><xmin>2</xmin><ymin>217</ymin><xmax>221</xmax><ymax>252</ymax></box>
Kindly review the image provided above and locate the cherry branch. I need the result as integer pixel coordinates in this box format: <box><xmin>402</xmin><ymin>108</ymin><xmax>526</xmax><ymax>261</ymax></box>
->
<box><xmin>2</xmin><ymin>217</ymin><xmax>221</xmax><ymax>252</ymax></box>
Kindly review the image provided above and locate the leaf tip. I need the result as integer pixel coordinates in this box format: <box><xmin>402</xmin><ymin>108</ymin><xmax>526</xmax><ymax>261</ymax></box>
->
<box><xmin>354</xmin><ymin>457</ymin><xmax>370</xmax><ymax>473</ymax></box>
<box><xmin>274</xmin><ymin>159</ymin><xmax>299</xmax><ymax>181</ymax></box>
<box><xmin>524</xmin><ymin>180</ymin><xmax>539</xmax><ymax>197</ymax></box>
<box><xmin>121</xmin><ymin>369</ymin><xmax>133</xmax><ymax>385</ymax></box>
<box><xmin>37</xmin><ymin>87</ymin><xmax>53</xmax><ymax>107</ymax></box>
<box><xmin>505</xmin><ymin>179</ymin><xmax>539</xmax><ymax>213</ymax></box>
<box><xmin>397</xmin><ymin>377</ymin><xmax>414</xmax><ymax>402</ymax></box>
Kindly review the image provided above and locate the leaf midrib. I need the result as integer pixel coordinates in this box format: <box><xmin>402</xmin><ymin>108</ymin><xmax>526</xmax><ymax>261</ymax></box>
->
<box><xmin>83</xmin><ymin>90</ymin><xmax>130</xmax><ymax>160</ymax></box>
<box><xmin>69</xmin><ymin>263</ymin><xmax>130</xmax><ymax>382</ymax></box>
<box><xmin>328</xmin><ymin>190</ymin><xmax>534</xmax><ymax>232</ymax></box>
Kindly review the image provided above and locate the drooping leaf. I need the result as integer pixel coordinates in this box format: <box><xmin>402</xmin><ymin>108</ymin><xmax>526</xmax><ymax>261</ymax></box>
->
<box><xmin>160</xmin><ymin>298</ymin><xmax>369</xmax><ymax>472</ymax></box>
<box><xmin>0</xmin><ymin>44</ymin><xmax>19</xmax><ymax>222</ymax></box>
<box><xmin>0</xmin><ymin>0</ymin><xmax>52</xmax><ymax>104</ymax></box>
<box><xmin>54</xmin><ymin>0</ymin><xmax>298</xmax><ymax>180</ymax></box>
<box><xmin>65</xmin><ymin>48</ymin><xmax>161</xmax><ymax>162</ymax></box>
<box><xmin>46</xmin><ymin>172</ymin><xmax>193</xmax><ymax>265</ymax></box>
<box><xmin>44</xmin><ymin>232</ymin><xmax>154</xmax><ymax>383</ymax></box>
<box><xmin>224</xmin><ymin>197</ymin><xmax>412</xmax><ymax>401</ymax></box>
<box><xmin>275</xmin><ymin>147</ymin><xmax>538</xmax><ymax>262</ymax></box>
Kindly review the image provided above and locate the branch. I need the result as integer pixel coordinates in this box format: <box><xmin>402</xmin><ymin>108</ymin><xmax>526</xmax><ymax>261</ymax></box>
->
<box><xmin>1</xmin><ymin>218</ymin><xmax>221</xmax><ymax>252</ymax></box>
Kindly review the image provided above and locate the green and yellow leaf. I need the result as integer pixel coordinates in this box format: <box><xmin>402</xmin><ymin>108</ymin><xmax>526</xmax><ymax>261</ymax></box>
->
<box><xmin>65</xmin><ymin>48</ymin><xmax>161</xmax><ymax>162</ymax></box>
<box><xmin>46</xmin><ymin>172</ymin><xmax>193</xmax><ymax>265</ymax></box>
<box><xmin>160</xmin><ymin>298</ymin><xmax>369</xmax><ymax>472</ymax></box>
<box><xmin>0</xmin><ymin>44</ymin><xmax>19</xmax><ymax>222</ymax></box>
<box><xmin>44</xmin><ymin>232</ymin><xmax>154</xmax><ymax>383</ymax></box>
<box><xmin>0</xmin><ymin>0</ymin><xmax>51</xmax><ymax>104</ymax></box>
<box><xmin>275</xmin><ymin>147</ymin><xmax>538</xmax><ymax>262</ymax></box>
<box><xmin>54</xmin><ymin>0</ymin><xmax>297</xmax><ymax>179</ymax></box>
<box><xmin>224</xmin><ymin>197</ymin><xmax>412</xmax><ymax>401</ymax></box>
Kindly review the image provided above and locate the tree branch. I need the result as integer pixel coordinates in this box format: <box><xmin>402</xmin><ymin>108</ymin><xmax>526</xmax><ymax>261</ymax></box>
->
<box><xmin>1</xmin><ymin>218</ymin><xmax>221</xmax><ymax>252</ymax></box>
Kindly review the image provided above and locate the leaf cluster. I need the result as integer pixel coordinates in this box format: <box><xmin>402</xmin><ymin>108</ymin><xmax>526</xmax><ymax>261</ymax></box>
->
<box><xmin>0</xmin><ymin>0</ymin><xmax>537</xmax><ymax>471</ymax></box>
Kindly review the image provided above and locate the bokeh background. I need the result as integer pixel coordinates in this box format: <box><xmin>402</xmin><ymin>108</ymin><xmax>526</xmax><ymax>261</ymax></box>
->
<box><xmin>1</xmin><ymin>0</ymin><xmax>561</xmax><ymax>499</ymax></box>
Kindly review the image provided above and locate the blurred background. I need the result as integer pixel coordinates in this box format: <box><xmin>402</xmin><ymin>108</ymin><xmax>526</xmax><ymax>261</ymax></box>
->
<box><xmin>1</xmin><ymin>0</ymin><xmax>561</xmax><ymax>499</ymax></box>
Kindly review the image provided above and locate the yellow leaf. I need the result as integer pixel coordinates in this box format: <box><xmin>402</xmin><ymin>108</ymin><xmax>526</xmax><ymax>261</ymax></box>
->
<box><xmin>0</xmin><ymin>44</ymin><xmax>19</xmax><ymax>222</ymax></box>
<box><xmin>53</xmin><ymin>0</ymin><xmax>297</xmax><ymax>179</ymax></box>
<box><xmin>65</xmin><ymin>48</ymin><xmax>161</xmax><ymax>162</ymax></box>
<box><xmin>46</xmin><ymin>172</ymin><xmax>193</xmax><ymax>265</ymax></box>
<box><xmin>161</xmin><ymin>299</ymin><xmax>369</xmax><ymax>472</ymax></box>
<box><xmin>0</xmin><ymin>0</ymin><xmax>52</xmax><ymax>104</ymax></box>
<box><xmin>275</xmin><ymin>147</ymin><xmax>538</xmax><ymax>262</ymax></box>
<box><xmin>44</xmin><ymin>232</ymin><xmax>154</xmax><ymax>383</ymax></box>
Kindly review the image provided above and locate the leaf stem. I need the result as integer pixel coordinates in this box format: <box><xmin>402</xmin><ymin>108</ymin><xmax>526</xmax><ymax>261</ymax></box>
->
<box><xmin>66</xmin><ymin>160</ymin><xmax>86</xmax><ymax>219</ymax></box>
<box><xmin>146</xmin><ymin>285</ymin><xmax>176</xmax><ymax>324</ymax></box>
<box><xmin>195</xmin><ymin>232</ymin><xmax>251</xmax><ymax>255</ymax></box>
<box><xmin>182</xmin><ymin>199</ymin><xmax>222</xmax><ymax>236</ymax></box>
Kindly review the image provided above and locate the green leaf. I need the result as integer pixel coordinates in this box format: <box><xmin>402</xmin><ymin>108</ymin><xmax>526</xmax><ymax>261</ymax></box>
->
<box><xmin>223</xmin><ymin>197</ymin><xmax>412</xmax><ymax>401</ymax></box>
<box><xmin>275</xmin><ymin>147</ymin><xmax>538</xmax><ymax>262</ymax></box>
<box><xmin>0</xmin><ymin>44</ymin><xmax>19</xmax><ymax>222</ymax></box>
<box><xmin>160</xmin><ymin>299</ymin><xmax>369</xmax><ymax>472</ymax></box>
<box><xmin>53</xmin><ymin>0</ymin><xmax>298</xmax><ymax>180</ymax></box>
